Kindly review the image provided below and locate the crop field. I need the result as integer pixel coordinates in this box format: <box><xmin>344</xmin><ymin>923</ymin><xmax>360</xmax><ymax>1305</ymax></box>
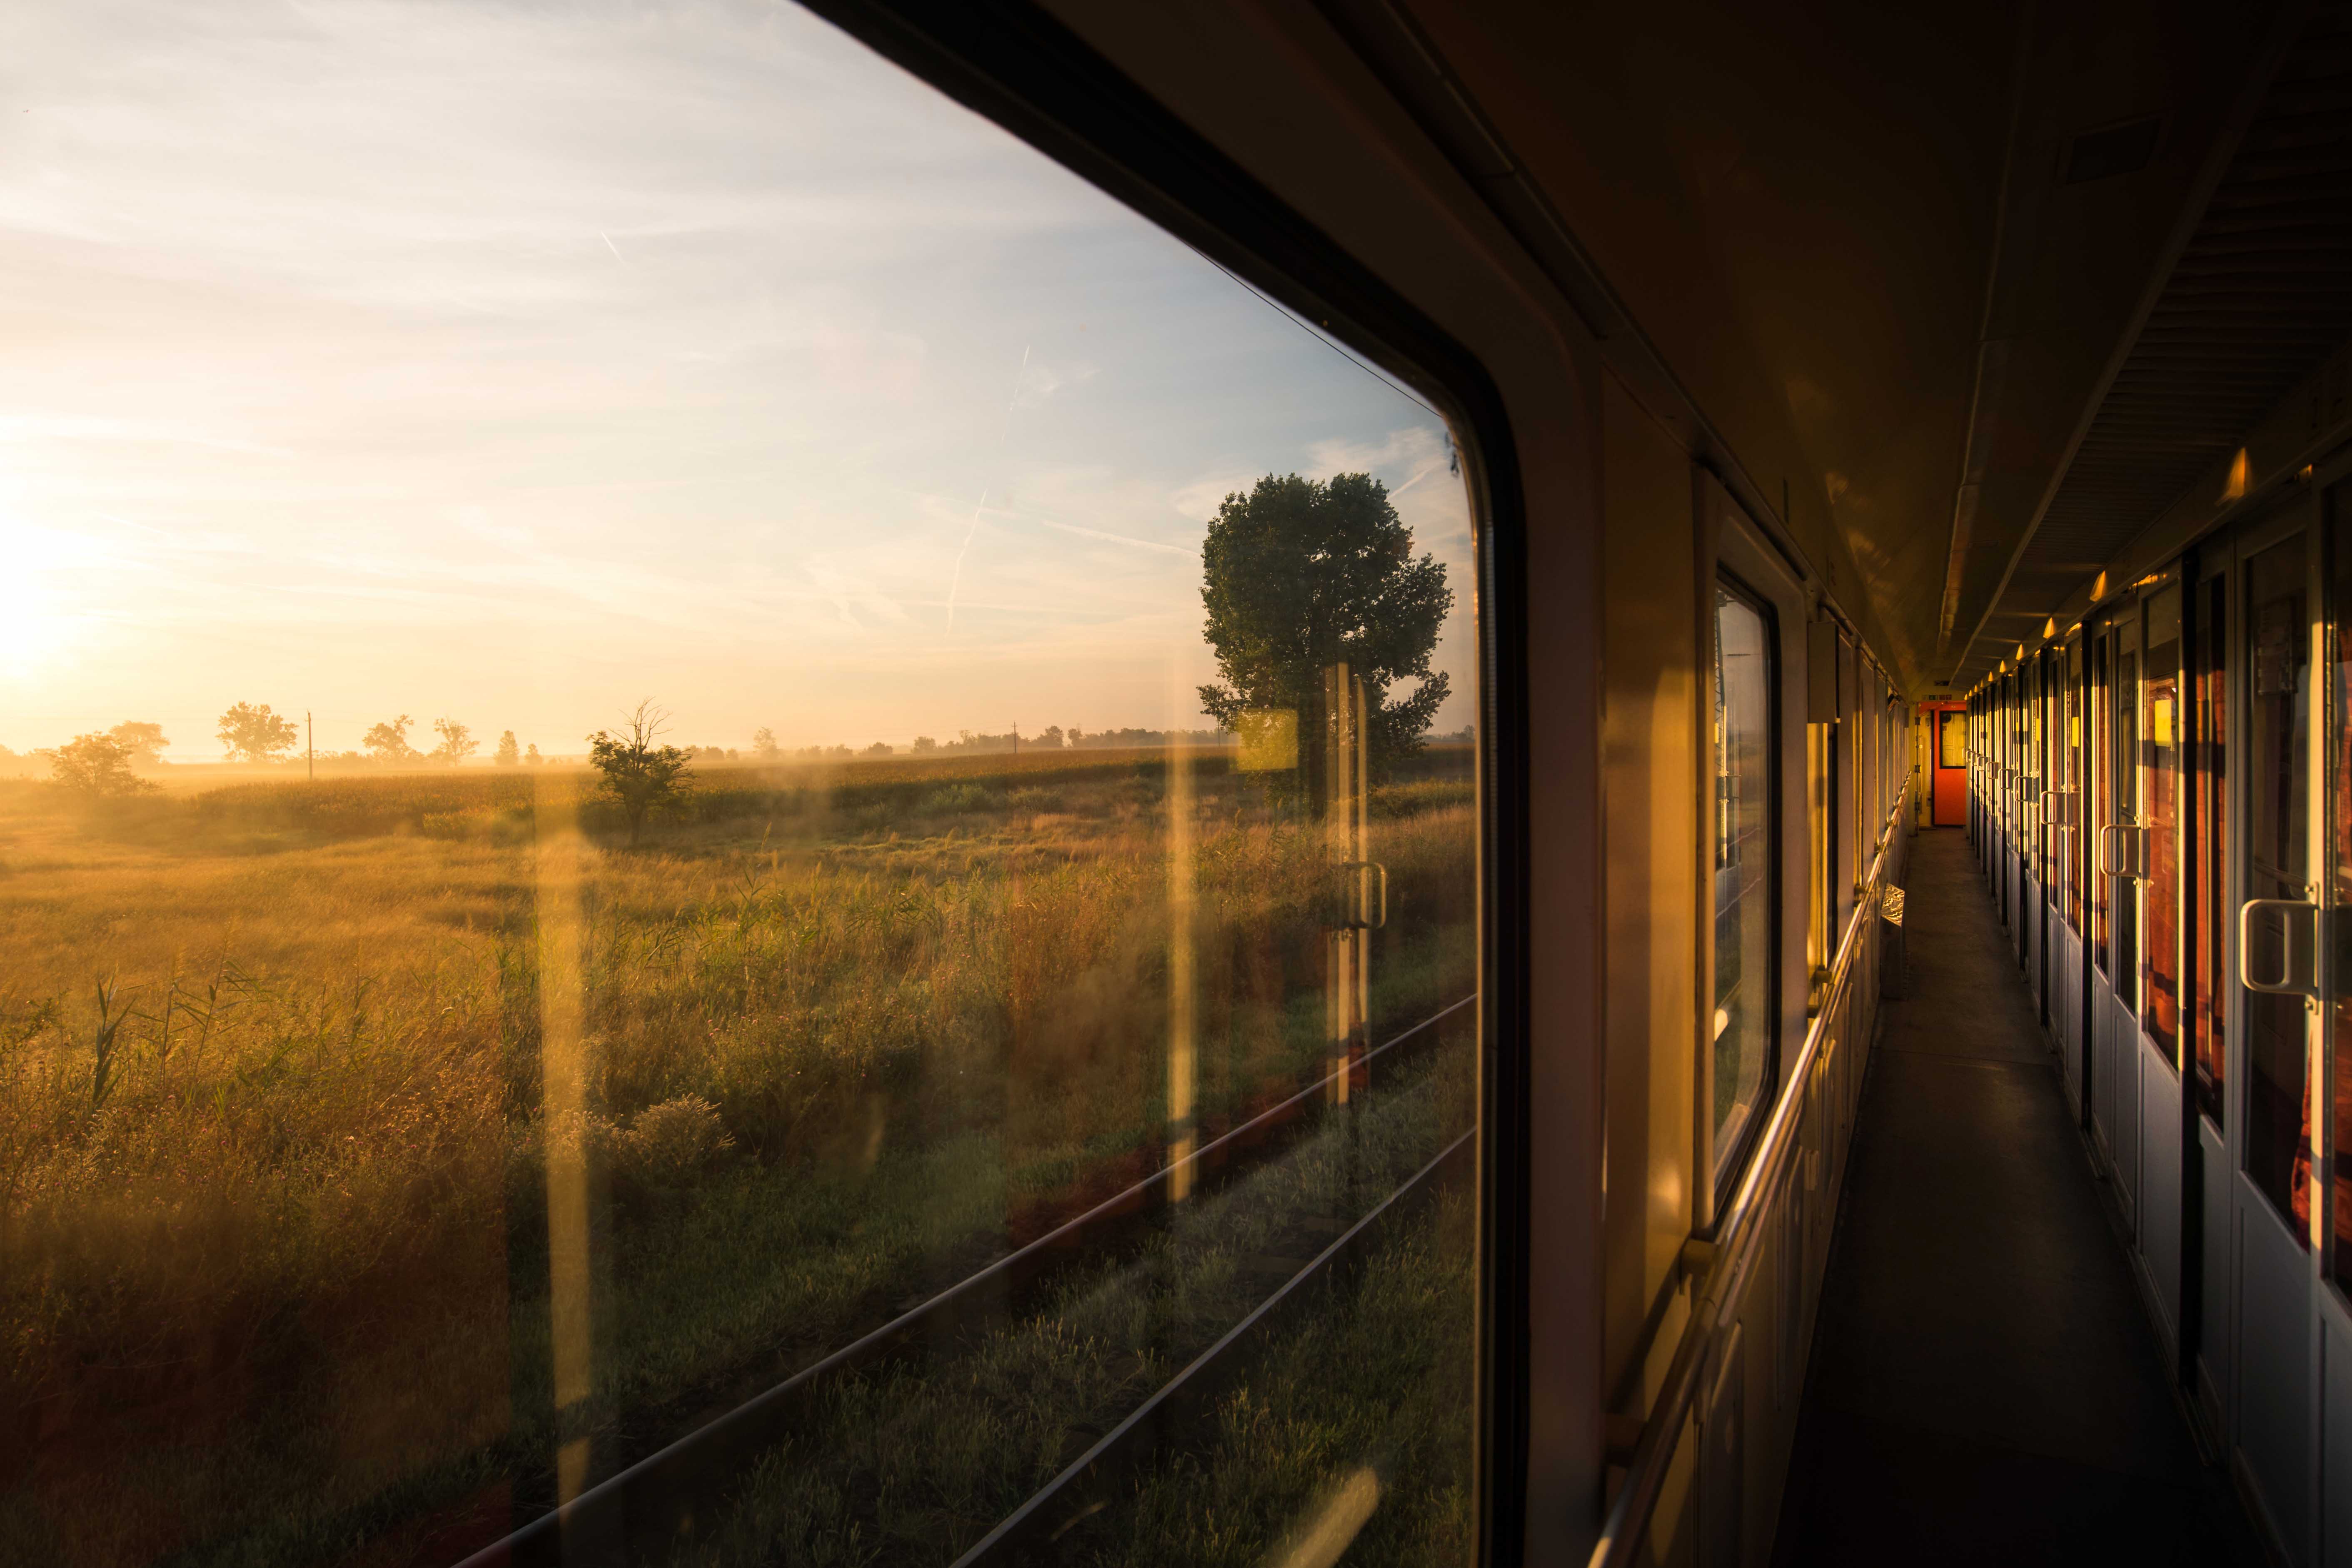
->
<box><xmin>0</xmin><ymin>745</ymin><xmax>1477</xmax><ymax>1566</ymax></box>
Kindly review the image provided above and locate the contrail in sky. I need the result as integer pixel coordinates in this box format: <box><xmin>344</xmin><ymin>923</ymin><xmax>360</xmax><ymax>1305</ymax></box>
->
<box><xmin>600</xmin><ymin>231</ymin><xmax>626</xmax><ymax>264</ymax></box>
<box><xmin>945</xmin><ymin>344</ymin><xmax>1028</xmax><ymax>632</ymax></box>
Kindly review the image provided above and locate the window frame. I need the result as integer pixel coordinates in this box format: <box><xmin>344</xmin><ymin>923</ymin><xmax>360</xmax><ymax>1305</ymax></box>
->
<box><xmin>1709</xmin><ymin>566</ymin><xmax>1783</xmax><ymax>1205</ymax></box>
<box><xmin>786</xmin><ymin>0</ymin><xmax>1538</xmax><ymax>1554</ymax></box>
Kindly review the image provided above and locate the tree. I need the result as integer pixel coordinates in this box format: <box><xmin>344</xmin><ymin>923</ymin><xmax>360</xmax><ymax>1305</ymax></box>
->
<box><xmin>1038</xmin><ymin>725</ymin><xmax>1065</xmax><ymax>749</ymax></box>
<box><xmin>863</xmin><ymin>740</ymin><xmax>893</xmax><ymax>756</ymax></box>
<box><xmin>51</xmin><ymin>733</ymin><xmax>153</xmax><ymax>799</ymax></box>
<box><xmin>1196</xmin><ymin>472</ymin><xmax>1452</xmax><ymax>812</ymax></box>
<box><xmin>525</xmin><ymin>743</ymin><xmax>544</xmax><ymax>765</ymax></box>
<box><xmin>431</xmin><ymin>717</ymin><xmax>478</xmax><ymax>766</ymax></box>
<box><xmin>363</xmin><ymin>715</ymin><xmax>418</xmax><ymax>764</ymax></box>
<box><xmin>751</xmin><ymin>726</ymin><xmax>780</xmax><ymax>758</ymax></box>
<box><xmin>494</xmin><ymin>730</ymin><xmax>521</xmax><ymax>766</ymax></box>
<box><xmin>106</xmin><ymin>721</ymin><xmax>170</xmax><ymax>768</ymax></box>
<box><xmin>217</xmin><ymin>702</ymin><xmax>299</xmax><ymax>764</ymax></box>
<box><xmin>911</xmin><ymin>735</ymin><xmax>938</xmax><ymax>753</ymax></box>
<box><xmin>587</xmin><ymin>700</ymin><xmax>693</xmax><ymax>846</ymax></box>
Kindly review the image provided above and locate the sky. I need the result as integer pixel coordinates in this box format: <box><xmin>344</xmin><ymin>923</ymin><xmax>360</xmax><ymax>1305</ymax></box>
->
<box><xmin>0</xmin><ymin>0</ymin><xmax>1475</xmax><ymax>761</ymax></box>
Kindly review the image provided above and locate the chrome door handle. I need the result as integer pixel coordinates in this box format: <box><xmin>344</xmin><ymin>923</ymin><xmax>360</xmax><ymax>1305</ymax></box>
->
<box><xmin>2040</xmin><ymin>789</ymin><xmax>2077</xmax><ymax>830</ymax></box>
<box><xmin>2238</xmin><ymin>899</ymin><xmax>2321</xmax><ymax>1001</ymax></box>
<box><xmin>2096</xmin><ymin>825</ymin><xmax>2148</xmax><ymax>882</ymax></box>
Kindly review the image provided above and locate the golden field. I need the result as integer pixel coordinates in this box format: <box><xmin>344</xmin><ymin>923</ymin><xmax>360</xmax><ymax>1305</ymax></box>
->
<box><xmin>0</xmin><ymin>747</ymin><xmax>1476</xmax><ymax>1566</ymax></box>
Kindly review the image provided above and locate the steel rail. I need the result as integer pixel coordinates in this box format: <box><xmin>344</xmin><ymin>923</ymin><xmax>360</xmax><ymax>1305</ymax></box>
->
<box><xmin>951</xmin><ymin>1126</ymin><xmax>1479</xmax><ymax>1566</ymax></box>
<box><xmin>1586</xmin><ymin>778</ymin><xmax>1911</xmax><ymax>1568</ymax></box>
<box><xmin>452</xmin><ymin>992</ymin><xmax>1477</xmax><ymax>1568</ymax></box>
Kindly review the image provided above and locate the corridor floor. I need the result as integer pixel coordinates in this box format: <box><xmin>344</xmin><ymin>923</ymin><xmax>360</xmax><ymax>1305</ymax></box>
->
<box><xmin>1770</xmin><ymin>826</ymin><xmax>2268</xmax><ymax>1566</ymax></box>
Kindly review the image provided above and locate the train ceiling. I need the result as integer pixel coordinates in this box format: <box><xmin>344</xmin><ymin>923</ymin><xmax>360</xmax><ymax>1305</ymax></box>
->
<box><xmin>1316</xmin><ymin>0</ymin><xmax>2352</xmax><ymax>696</ymax></box>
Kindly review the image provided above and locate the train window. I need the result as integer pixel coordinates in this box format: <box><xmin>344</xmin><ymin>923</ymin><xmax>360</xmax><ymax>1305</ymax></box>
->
<box><xmin>2193</xmin><ymin>574</ymin><xmax>2226</xmax><ymax>1124</ymax></box>
<box><xmin>2115</xmin><ymin>621</ymin><xmax>2141</xmax><ymax>1010</ymax></box>
<box><xmin>2066</xmin><ymin>641</ymin><xmax>2083</xmax><ymax>934</ymax></box>
<box><xmin>0</xmin><ymin>6</ymin><xmax>1484</xmax><ymax>1563</ymax></box>
<box><xmin>2143</xmin><ymin>585</ymin><xmax>2181</xmax><ymax>1067</ymax></box>
<box><xmin>1940</xmin><ymin>710</ymin><xmax>1965</xmax><ymax>769</ymax></box>
<box><xmin>2091</xmin><ymin>631</ymin><xmax>2111</xmax><ymax>972</ymax></box>
<box><xmin>2245</xmin><ymin>534</ymin><xmax>2312</xmax><ymax>1238</ymax></box>
<box><xmin>1712</xmin><ymin>578</ymin><xmax>1776</xmax><ymax>1176</ymax></box>
<box><xmin>2328</xmin><ymin>480</ymin><xmax>2352</xmax><ymax>1289</ymax></box>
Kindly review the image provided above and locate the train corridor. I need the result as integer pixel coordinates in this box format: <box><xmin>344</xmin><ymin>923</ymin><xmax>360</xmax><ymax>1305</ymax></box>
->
<box><xmin>1770</xmin><ymin>825</ymin><xmax>2265</xmax><ymax>1566</ymax></box>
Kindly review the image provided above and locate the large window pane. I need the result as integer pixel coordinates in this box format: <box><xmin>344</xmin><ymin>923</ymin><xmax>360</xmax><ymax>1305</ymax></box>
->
<box><xmin>2144</xmin><ymin>586</ymin><xmax>2181</xmax><ymax>1066</ymax></box>
<box><xmin>2246</xmin><ymin>535</ymin><xmax>2312</xmax><ymax>1239</ymax></box>
<box><xmin>1712</xmin><ymin>582</ymin><xmax>1774</xmax><ymax>1173</ymax></box>
<box><xmin>0</xmin><ymin>6</ymin><xmax>1482</xmax><ymax>1563</ymax></box>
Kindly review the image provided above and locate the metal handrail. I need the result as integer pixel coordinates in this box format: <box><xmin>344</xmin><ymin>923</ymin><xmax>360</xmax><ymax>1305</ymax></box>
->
<box><xmin>1586</xmin><ymin>774</ymin><xmax>1910</xmax><ymax>1568</ymax></box>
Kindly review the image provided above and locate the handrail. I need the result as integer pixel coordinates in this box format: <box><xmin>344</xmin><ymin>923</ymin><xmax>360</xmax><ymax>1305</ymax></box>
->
<box><xmin>1586</xmin><ymin>774</ymin><xmax>1910</xmax><ymax>1568</ymax></box>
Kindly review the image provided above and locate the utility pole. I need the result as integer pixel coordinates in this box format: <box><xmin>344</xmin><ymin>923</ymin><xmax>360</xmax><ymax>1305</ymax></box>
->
<box><xmin>1012</xmin><ymin>722</ymin><xmax>1019</xmax><ymax>757</ymax></box>
<box><xmin>307</xmin><ymin>711</ymin><xmax>314</xmax><ymax>782</ymax></box>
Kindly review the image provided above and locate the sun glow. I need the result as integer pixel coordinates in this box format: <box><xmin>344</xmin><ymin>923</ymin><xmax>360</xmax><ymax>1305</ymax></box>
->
<box><xmin>0</xmin><ymin>521</ymin><xmax>88</xmax><ymax>684</ymax></box>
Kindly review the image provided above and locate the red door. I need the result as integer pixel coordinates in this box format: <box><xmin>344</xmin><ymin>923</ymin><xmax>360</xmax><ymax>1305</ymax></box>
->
<box><xmin>1929</xmin><ymin>704</ymin><xmax>1968</xmax><ymax>825</ymax></box>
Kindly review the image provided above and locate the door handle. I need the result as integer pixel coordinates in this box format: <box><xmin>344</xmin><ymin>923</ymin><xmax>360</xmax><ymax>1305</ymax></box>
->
<box><xmin>2040</xmin><ymin>789</ymin><xmax>2077</xmax><ymax>830</ymax></box>
<box><xmin>2238</xmin><ymin>899</ymin><xmax>2322</xmax><ymax>1001</ymax></box>
<box><xmin>2096</xmin><ymin>825</ymin><xmax>2148</xmax><ymax>882</ymax></box>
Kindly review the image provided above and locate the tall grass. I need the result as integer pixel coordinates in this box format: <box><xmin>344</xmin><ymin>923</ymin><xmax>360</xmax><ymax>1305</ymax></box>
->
<box><xmin>0</xmin><ymin>750</ymin><xmax>1476</xmax><ymax>1566</ymax></box>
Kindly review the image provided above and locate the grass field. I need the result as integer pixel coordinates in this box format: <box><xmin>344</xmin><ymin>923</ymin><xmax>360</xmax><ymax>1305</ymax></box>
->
<box><xmin>0</xmin><ymin>745</ymin><xmax>1476</xmax><ymax>1566</ymax></box>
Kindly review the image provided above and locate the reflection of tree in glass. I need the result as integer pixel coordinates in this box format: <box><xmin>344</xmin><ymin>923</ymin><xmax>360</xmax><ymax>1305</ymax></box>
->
<box><xmin>589</xmin><ymin>700</ymin><xmax>694</xmax><ymax>845</ymax></box>
<box><xmin>1197</xmin><ymin>472</ymin><xmax>1452</xmax><ymax>812</ymax></box>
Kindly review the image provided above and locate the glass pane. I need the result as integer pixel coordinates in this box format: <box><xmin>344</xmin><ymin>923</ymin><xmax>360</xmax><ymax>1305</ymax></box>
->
<box><xmin>2145</xmin><ymin>587</ymin><xmax>2181</xmax><ymax>1065</ymax></box>
<box><xmin>2116</xmin><ymin>628</ymin><xmax>2141</xmax><ymax>1008</ymax></box>
<box><xmin>2329</xmin><ymin>482</ymin><xmax>2352</xmax><ymax>1291</ymax></box>
<box><xmin>2196</xmin><ymin>576</ymin><xmax>2227</xmax><ymax>1122</ymax></box>
<box><xmin>2093</xmin><ymin>635</ymin><xmax>2111</xmax><ymax>972</ymax></box>
<box><xmin>0</xmin><ymin>7</ymin><xmax>1483</xmax><ymax>1563</ymax></box>
<box><xmin>1713</xmin><ymin>584</ymin><xmax>1774</xmax><ymax>1169</ymax></box>
<box><xmin>2246</xmin><ymin>534</ymin><xmax>2312</xmax><ymax>1239</ymax></box>
<box><xmin>2068</xmin><ymin>640</ymin><xmax>2085</xmax><ymax>935</ymax></box>
<box><xmin>1940</xmin><ymin>710</ymin><xmax>1965</xmax><ymax>770</ymax></box>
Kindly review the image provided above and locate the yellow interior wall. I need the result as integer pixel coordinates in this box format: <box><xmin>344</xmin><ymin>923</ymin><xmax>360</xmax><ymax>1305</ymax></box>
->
<box><xmin>1600</xmin><ymin>369</ymin><xmax>1703</xmax><ymax>1411</ymax></box>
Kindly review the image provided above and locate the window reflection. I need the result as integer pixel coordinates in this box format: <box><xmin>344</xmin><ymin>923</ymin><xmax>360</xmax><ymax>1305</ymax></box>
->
<box><xmin>1713</xmin><ymin>581</ymin><xmax>1774</xmax><ymax>1172</ymax></box>
<box><xmin>0</xmin><ymin>4</ymin><xmax>1481</xmax><ymax>1563</ymax></box>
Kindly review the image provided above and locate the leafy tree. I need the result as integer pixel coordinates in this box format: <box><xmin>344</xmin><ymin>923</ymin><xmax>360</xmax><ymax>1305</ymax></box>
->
<box><xmin>863</xmin><ymin>740</ymin><xmax>893</xmax><ymax>756</ymax></box>
<box><xmin>587</xmin><ymin>701</ymin><xmax>693</xmax><ymax>846</ymax></box>
<box><xmin>362</xmin><ymin>715</ymin><xmax>418</xmax><ymax>764</ymax></box>
<box><xmin>1038</xmin><ymin>725</ymin><xmax>1065</xmax><ymax>749</ymax></box>
<box><xmin>105</xmin><ymin>721</ymin><xmax>170</xmax><ymax>768</ymax></box>
<box><xmin>751</xmin><ymin>726</ymin><xmax>780</xmax><ymax>758</ymax></box>
<box><xmin>494</xmin><ymin>730</ymin><xmax>521</xmax><ymax>766</ymax></box>
<box><xmin>525</xmin><ymin>743</ymin><xmax>544</xmax><ymax>765</ymax></box>
<box><xmin>1065</xmin><ymin>727</ymin><xmax>1084</xmax><ymax>746</ymax></box>
<box><xmin>217</xmin><ymin>702</ymin><xmax>298</xmax><ymax>764</ymax></box>
<box><xmin>1196</xmin><ymin>472</ymin><xmax>1452</xmax><ymax>811</ymax></box>
<box><xmin>911</xmin><ymin>735</ymin><xmax>937</xmax><ymax>753</ymax></box>
<box><xmin>51</xmin><ymin>733</ymin><xmax>153</xmax><ymax>799</ymax></box>
<box><xmin>430</xmin><ymin>717</ymin><xmax>477</xmax><ymax>766</ymax></box>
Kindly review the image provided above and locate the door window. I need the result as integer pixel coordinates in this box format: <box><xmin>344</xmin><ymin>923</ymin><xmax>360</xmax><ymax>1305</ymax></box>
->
<box><xmin>2093</xmin><ymin>633</ymin><xmax>2112</xmax><ymax>973</ymax></box>
<box><xmin>2068</xmin><ymin>640</ymin><xmax>2085</xmax><ymax>935</ymax></box>
<box><xmin>2195</xmin><ymin>574</ymin><xmax>2227</xmax><ymax>1123</ymax></box>
<box><xmin>1713</xmin><ymin>580</ymin><xmax>1776</xmax><ymax>1177</ymax></box>
<box><xmin>2116</xmin><ymin>623</ymin><xmax>2141</xmax><ymax>1012</ymax></box>
<box><xmin>2145</xmin><ymin>586</ymin><xmax>2182</xmax><ymax>1066</ymax></box>
<box><xmin>2328</xmin><ymin>482</ymin><xmax>2352</xmax><ymax>1289</ymax></box>
<box><xmin>2246</xmin><ymin>534</ymin><xmax>2313</xmax><ymax>1239</ymax></box>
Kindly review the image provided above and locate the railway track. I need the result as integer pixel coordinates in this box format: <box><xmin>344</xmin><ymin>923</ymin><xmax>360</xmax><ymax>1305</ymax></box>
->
<box><xmin>458</xmin><ymin>993</ymin><xmax>1477</xmax><ymax>1568</ymax></box>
